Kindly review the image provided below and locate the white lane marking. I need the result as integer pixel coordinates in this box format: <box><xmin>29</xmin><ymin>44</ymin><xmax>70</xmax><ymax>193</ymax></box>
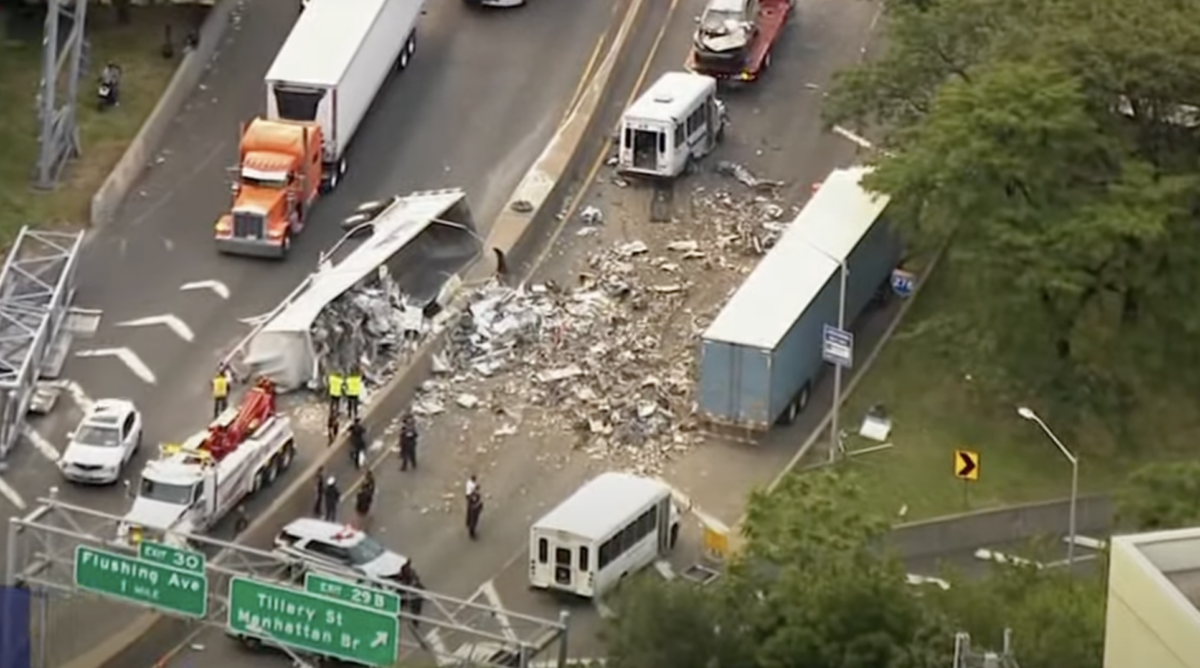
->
<box><xmin>832</xmin><ymin>125</ymin><xmax>874</xmax><ymax>150</ymax></box>
<box><xmin>75</xmin><ymin>348</ymin><xmax>157</xmax><ymax>385</ymax></box>
<box><xmin>0</xmin><ymin>477</ymin><xmax>26</xmax><ymax>510</ymax></box>
<box><xmin>118</xmin><ymin>315</ymin><xmax>195</xmax><ymax>343</ymax></box>
<box><xmin>530</xmin><ymin>661</ymin><xmax>605</xmax><ymax>668</ymax></box>
<box><xmin>478</xmin><ymin>579</ymin><xmax>518</xmax><ymax>643</ymax></box>
<box><xmin>64</xmin><ymin>380</ymin><xmax>95</xmax><ymax>413</ymax></box>
<box><xmin>24</xmin><ymin>427</ymin><xmax>60</xmax><ymax>463</ymax></box>
<box><xmin>180</xmin><ymin>280</ymin><xmax>231</xmax><ymax>300</ymax></box>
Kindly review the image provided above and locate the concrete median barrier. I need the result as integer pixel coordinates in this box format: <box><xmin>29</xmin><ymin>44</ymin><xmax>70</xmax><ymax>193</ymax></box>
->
<box><xmin>85</xmin><ymin>1</ymin><xmax>647</xmax><ymax>666</ymax></box>
<box><xmin>89</xmin><ymin>0</ymin><xmax>239</xmax><ymax>227</ymax></box>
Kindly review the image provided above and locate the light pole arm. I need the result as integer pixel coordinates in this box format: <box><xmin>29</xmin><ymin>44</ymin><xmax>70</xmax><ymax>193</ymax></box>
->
<box><xmin>1031</xmin><ymin>416</ymin><xmax>1077</xmax><ymax>465</ymax></box>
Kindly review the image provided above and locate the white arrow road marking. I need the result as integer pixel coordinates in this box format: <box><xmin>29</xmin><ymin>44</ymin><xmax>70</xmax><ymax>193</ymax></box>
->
<box><xmin>906</xmin><ymin>574</ymin><xmax>951</xmax><ymax>590</ymax></box>
<box><xmin>369</xmin><ymin>631</ymin><xmax>389</xmax><ymax>648</ymax></box>
<box><xmin>64</xmin><ymin>380</ymin><xmax>94</xmax><ymax>412</ymax></box>
<box><xmin>119</xmin><ymin>315</ymin><xmax>195</xmax><ymax>343</ymax></box>
<box><xmin>76</xmin><ymin>348</ymin><xmax>157</xmax><ymax>384</ymax></box>
<box><xmin>180</xmin><ymin>280</ymin><xmax>231</xmax><ymax>300</ymax></box>
<box><xmin>0</xmin><ymin>477</ymin><xmax>26</xmax><ymax>510</ymax></box>
<box><xmin>479</xmin><ymin>580</ymin><xmax>518</xmax><ymax>643</ymax></box>
<box><xmin>23</xmin><ymin>427</ymin><xmax>60</xmax><ymax>463</ymax></box>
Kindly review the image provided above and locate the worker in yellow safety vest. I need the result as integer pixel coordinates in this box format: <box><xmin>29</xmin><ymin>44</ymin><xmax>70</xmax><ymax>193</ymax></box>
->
<box><xmin>345</xmin><ymin>369</ymin><xmax>363</xmax><ymax>420</ymax></box>
<box><xmin>327</xmin><ymin>371</ymin><xmax>345</xmax><ymax>417</ymax></box>
<box><xmin>211</xmin><ymin>368</ymin><xmax>230</xmax><ymax>419</ymax></box>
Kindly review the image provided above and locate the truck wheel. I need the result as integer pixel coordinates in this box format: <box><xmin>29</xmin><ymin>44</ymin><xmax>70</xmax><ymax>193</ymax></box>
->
<box><xmin>280</xmin><ymin>442</ymin><xmax>295</xmax><ymax>470</ymax></box>
<box><xmin>277</xmin><ymin>233</ymin><xmax>291</xmax><ymax>259</ymax></box>
<box><xmin>779</xmin><ymin>384</ymin><xmax>810</xmax><ymax>425</ymax></box>
<box><xmin>251</xmin><ymin>469</ymin><xmax>265</xmax><ymax>494</ymax></box>
<box><xmin>406</xmin><ymin>32</ymin><xmax>416</xmax><ymax>56</ymax></box>
<box><xmin>398</xmin><ymin>46</ymin><xmax>410</xmax><ymax>71</ymax></box>
<box><xmin>763</xmin><ymin>50</ymin><xmax>773</xmax><ymax>71</ymax></box>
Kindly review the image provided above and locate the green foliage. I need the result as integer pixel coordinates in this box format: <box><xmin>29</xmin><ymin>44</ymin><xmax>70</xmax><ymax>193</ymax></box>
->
<box><xmin>825</xmin><ymin>0</ymin><xmax>1200</xmax><ymax>415</ymax></box>
<box><xmin>601</xmin><ymin>470</ymin><xmax>1105</xmax><ymax>668</ymax></box>
<box><xmin>1117</xmin><ymin>461</ymin><xmax>1200</xmax><ymax>530</ymax></box>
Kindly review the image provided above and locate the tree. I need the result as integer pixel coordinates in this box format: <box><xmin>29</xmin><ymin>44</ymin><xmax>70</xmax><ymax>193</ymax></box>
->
<box><xmin>1118</xmin><ymin>461</ymin><xmax>1200</xmax><ymax>530</ymax></box>
<box><xmin>826</xmin><ymin>0</ymin><xmax>1200</xmax><ymax>406</ymax></box>
<box><xmin>602</xmin><ymin>471</ymin><xmax>954</xmax><ymax>668</ymax></box>
<box><xmin>928</xmin><ymin>559</ymin><xmax>1105</xmax><ymax>668</ymax></box>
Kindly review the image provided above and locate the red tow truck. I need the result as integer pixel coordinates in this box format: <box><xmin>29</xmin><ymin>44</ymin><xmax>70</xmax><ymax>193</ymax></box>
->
<box><xmin>685</xmin><ymin>0</ymin><xmax>793</xmax><ymax>82</ymax></box>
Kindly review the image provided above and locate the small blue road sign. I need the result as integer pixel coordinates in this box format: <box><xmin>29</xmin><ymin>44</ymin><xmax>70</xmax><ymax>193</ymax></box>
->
<box><xmin>891</xmin><ymin>269</ymin><xmax>916</xmax><ymax>298</ymax></box>
<box><xmin>822</xmin><ymin>325</ymin><xmax>854</xmax><ymax>368</ymax></box>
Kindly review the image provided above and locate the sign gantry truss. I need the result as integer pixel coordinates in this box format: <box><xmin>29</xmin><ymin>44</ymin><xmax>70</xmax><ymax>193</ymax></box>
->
<box><xmin>6</xmin><ymin>495</ymin><xmax>572</xmax><ymax>668</ymax></box>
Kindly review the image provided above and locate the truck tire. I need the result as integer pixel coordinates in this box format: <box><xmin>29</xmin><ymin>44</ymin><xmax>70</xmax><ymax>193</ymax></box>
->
<box><xmin>326</xmin><ymin>158</ymin><xmax>346</xmax><ymax>191</ymax></box>
<box><xmin>279</xmin><ymin>442</ymin><xmax>295</xmax><ymax>470</ymax></box>
<box><xmin>407</xmin><ymin>32</ymin><xmax>416</xmax><ymax>56</ymax></box>
<box><xmin>763</xmin><ymin>50</ymin><xmax>773</xmax><ymax>71</ymax></box>
<box><xmin>277</xmin><ymin>232</ymin><xmax>291</xmax><ymax>260</ymax></box>
<box><xmin>779</xmin><ymin>383</ymin><xmax>810</xmax><ymax>425</ymax></box>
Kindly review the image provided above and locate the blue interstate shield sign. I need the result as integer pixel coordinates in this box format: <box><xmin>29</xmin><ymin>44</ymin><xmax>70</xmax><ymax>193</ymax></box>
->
<box><xmin>0</xmin><ymin>586</ymin><xmax>31</xmax><ymax>668</ymax></box>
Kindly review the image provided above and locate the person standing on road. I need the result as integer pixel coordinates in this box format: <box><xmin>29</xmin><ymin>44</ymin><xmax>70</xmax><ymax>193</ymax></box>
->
<box><xmin>465</xmin><ymin>475</ymin><xmax>483</xmax><ymax>540</ymax></box>
<box><xmin>327</xmin><ymin>370</ymin><xmax>345</xmax><ymax>417</ymax></box>
<box><xmin>398</xmin><ymin>416</ymin><xmax>418</xmax><ymax>471</ymax></box>
<box><xmin>355</xmin><ymin>471</ymin><xmax>375</xmax><ymax>528</ymax></box>
<box><xmin>322</xmin><ymin>476</ymin><xmax>340</xmax><ymax>522</ymax></box>
<box><xmin>326</xmin><ymin>408</ymin><xmax>340</xmax><ymax>446</ymax></box>
<box><xmin>313</xmin><ymin>467</ymin><xmax>327</xmax><ymax>517</ymax></box>
<box><xmin>211</xmin><ymin>366</ymin><xmax>231</xmax><ymax>419</ymax></box>
<box><xmin>349</xmin><ymin>418</ymin><xmax>367</xmax><ymax>470</ymax></box>
<box><xmin>345</xmin><ymin>368</ymin><xmax>363</xmax><ymax>420</ymax></box>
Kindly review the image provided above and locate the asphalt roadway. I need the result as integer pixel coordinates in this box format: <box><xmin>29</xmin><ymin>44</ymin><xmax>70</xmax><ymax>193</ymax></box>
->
<box><xmin>147</xmin><ymin>0</ymin><xmax>896</xmax><ymax>665</ymax></box>
<box><xmin>0</xmin><ymin>0</ymin><xmax>617</xmax><ymax>664</ymax></box>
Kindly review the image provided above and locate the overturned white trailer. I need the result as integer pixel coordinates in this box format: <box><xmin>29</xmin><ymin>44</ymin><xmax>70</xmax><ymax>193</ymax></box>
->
<box><xmin>235</xmin><ymin>188</ymin><xmax>478</xmax><ymax>391</ymax></box>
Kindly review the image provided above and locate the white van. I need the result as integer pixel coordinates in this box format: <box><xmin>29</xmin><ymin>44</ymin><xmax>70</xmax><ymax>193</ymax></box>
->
<box><xmin>529</xmin><ymin>472</ymin><xmax>682</xmax><ymax>598</ymax></box>
<box><xmin>618</xmin><ymin>71</ymin><xmax>726</xmax><ymax>179</ymax></box>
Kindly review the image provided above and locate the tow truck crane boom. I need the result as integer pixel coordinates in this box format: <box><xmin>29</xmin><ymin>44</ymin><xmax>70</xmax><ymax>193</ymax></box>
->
<box><xmin>202</xmin><ymin>378</ymin><xmax>277</xmax><ymax>460</ymax></box>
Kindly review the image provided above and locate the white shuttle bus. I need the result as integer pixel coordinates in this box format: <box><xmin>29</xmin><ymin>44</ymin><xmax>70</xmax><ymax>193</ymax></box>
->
<box><xmin>617</xmin><ymin>71</ymin><xmax>726</xmax><ymax>179</ymax></box>
<box><xmin>529</xmin><ymin>472</ymin><xmax>682</xmax><ymax>598</ymax></box>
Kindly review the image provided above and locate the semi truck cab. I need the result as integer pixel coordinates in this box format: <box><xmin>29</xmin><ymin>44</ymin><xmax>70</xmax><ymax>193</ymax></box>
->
<box><xmin>215</xmin><ymin>118</ymin><xmax>323</xmax><ymax>258</ymax></box>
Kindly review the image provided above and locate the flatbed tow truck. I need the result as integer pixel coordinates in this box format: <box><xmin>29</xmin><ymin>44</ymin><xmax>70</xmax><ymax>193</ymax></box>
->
<box><xmin>118</xmin><ymin>379</ymin><xmax>296</xmax><ymax>546</ymax></box>
<box><xmin>685</xmin><ymin>0</ymin><xmax>794</xmax><ymax>82</ymax></box>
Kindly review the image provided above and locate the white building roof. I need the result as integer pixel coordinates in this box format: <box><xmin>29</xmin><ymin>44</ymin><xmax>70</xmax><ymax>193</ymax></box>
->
<box><xmin>624</xmin><ymin>72</ymin><xmax>716</xmax><ymax>123</ymax></box>
<box><xmin>533</xmin><ymin>473</ymin><xmax>670</xmax><ymax>542</ymax></box>
<box><xmin>702</xmin><ymin>166</ymin><xmax>889</xmax><ymax>350</ymax></box>
<box><xmin>262</xmin><ymin>189</ymin><xmax>467</xmax><ymax>335</ymax></box>
<box><xmin>1106</xmin><ymin>529</ymin><xmax>1200</xmax><ymax>668</ymax></box>
<box><xmin>265</xmin><ymin>0</ymin><xmax>393</xmax><ymax>87</ymax></box>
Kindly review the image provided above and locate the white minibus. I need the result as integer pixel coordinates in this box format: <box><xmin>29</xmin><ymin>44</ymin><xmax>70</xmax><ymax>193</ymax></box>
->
<box><xmin>617</xmin><ymin>71</ymin><xmax>726</xmax><ymax>179</ymax></box>
<box><xmin>529</xmin><ymin>472</ymin><xmax>682</xmax><ymax>598</ymax></box>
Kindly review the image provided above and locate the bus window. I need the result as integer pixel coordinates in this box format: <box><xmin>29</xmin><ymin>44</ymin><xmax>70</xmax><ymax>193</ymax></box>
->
<box><xmin>623</xmin><ymin>127</ymin><xmax>633</xmax><ymax>150</ymax></box>
<box><xmin>658</xmin><ymin>132</ymin><xmax>666</xmax><ymax>154</ymax></box>
<box><xmin>538</xmin><ymin>538</ymin><xmax>548</xmax><ymax>563</ymax></box>
<box><xmin>579</xmin><ymin>546</ymin><xmax>590</xmax><ymax>570</ymax></box>
<box><xmin>674</xmin><ymin>124</ymin><xmax>685</xmax><ymax>148</ymax></box>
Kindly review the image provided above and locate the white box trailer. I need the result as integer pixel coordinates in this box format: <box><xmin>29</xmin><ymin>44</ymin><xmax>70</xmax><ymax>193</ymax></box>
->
<box><xmin>265</xmin><ymin>0</ymin><xmax>424</xmax><ymax>177</ymax></box>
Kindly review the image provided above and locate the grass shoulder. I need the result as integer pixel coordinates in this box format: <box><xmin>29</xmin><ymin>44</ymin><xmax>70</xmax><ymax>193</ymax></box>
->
<box><xmin>806</xmin><ymin>253</ymin><xmax>1197</xmax><ymax>521</ymax></box>
<box><xmin>0</xmin><ymin>6</ymin><xmax>185</xmax><ymax>242</ymax></box>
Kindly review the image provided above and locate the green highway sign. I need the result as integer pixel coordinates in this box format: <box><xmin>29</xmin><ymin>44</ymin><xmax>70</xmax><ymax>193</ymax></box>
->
<box><xmin>74</xmin><ymin>545</ymin><xmax>207</xmax><ymax>617</ymax></box>
<box><xmin>228</xmin><ymin>577</ymin><xmax>399</xmax><ymax>666</ymax></box>
<box><xmin>304</xmin><ymin>572</ymin><xmax>400</xmax><ymax>615</ymax></box>
<box><xmin>138</xmin><ymin>541</ymin><xmax>205</xmax><ymax>574</ymax></box>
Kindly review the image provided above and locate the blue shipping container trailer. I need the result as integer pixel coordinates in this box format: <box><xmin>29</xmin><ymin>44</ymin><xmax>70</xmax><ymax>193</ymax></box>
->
<box><xmin>698</xmin><ymin>166</ymin><xmax>902</xmax><ymax>432</ymax></box>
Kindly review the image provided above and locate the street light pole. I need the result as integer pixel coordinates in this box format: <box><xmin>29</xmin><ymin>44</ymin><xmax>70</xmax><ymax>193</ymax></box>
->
<box><xmin>1017</xmin><ymin>407</ymin><xmax>1079</xmax><ymax>568</ymax></box>
<box><xmin>829</xmin><ymin>259</ymin><xmax>847</xmax><ymax>464</ymax></box>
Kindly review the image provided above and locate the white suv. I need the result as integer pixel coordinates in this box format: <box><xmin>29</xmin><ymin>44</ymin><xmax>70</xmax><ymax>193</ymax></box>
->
<box><xmin>273</xmin><ymin>518</ymin><xmax>413</xmax><ymax>584</ymax></box>
<box><xmin>58</xmin><ymin>399</ymin><xmax>143</xmax><ymax>484</ymax></box>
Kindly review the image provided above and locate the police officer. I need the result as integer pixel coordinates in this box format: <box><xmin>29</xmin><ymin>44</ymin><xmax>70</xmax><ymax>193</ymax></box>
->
<box><xmin>313</xmin><ymin>467</ymin><xmax>327</xmax><ymax>517</ymax></box>
<box><xmin>322</xmin><ymin>476</ymin><xmax>340</xmax><ymax>522</ymax></box>
<box><xmin>349</xmin><ymin>418</ymin><xmax>367</xmax><ymax>470</ymax></box>
<box><xmin>464</xmin><ymin>475</ymin><xmax>483</xmax><ymax>540</ymax></box>
<box><xmin>211</xmin><ymin>367</ymin><xmax>230</xmax><ymax>418</ymax></box>
<box><xmin>345</xmin><ymin>368</ymin><xmax>363</xmax><ymax>420</ymax></box>
<box><xmin>398</xmin><ymin>415</ymin><xmax>418</xmax><ymax>471</ymax></box>
<box><xmin>355</xmin><ymin>471</ymin><xmax>375</xmax><ymax>527</ymax></box>
<box><xmin>327</xmin><ymin>370</ymin><xmax>345</xmax><ymax>417</ymax></box>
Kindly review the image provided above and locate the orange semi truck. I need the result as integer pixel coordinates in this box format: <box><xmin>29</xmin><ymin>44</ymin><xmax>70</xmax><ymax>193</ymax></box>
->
<box><xmin>215</xmin><ymin>0</ymin><xmax>425</xmax><ymax>258</ymax></box>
